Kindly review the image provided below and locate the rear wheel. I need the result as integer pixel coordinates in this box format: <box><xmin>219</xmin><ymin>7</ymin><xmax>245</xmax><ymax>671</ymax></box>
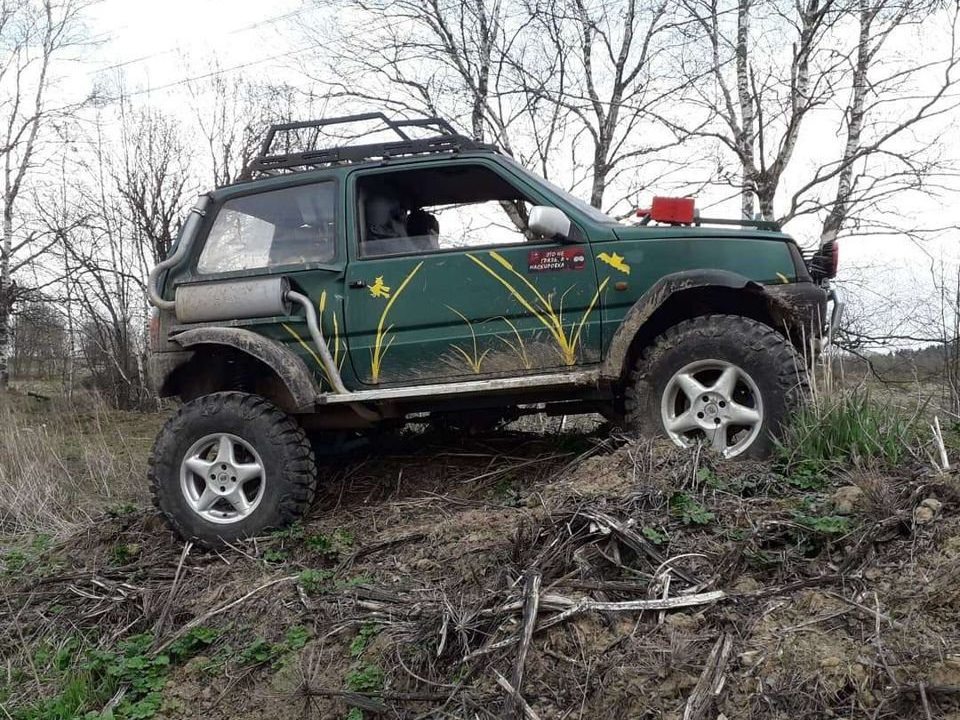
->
<box><xmin>625</xmin><ymin>315</ymin><xmax>803</xmax><ymax>459</ymax></box>
<box><xmin>149</xmin><ymin>392</ymin><xmax>317</xmax><ymax>547</ymax></box>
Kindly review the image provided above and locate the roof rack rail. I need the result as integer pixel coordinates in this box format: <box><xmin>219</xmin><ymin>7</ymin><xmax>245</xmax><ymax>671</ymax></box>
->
<box><xmin>239</xmin><ymin>112</ymin><xmax>496</xmax><ymax>181</ymax></box>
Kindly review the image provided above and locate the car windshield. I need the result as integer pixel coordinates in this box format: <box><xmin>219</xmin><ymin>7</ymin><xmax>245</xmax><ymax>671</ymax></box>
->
<box><xmin>500</xmin><ymin>156</ymin><xmax>617</xmax><ymax>224</ymax></box>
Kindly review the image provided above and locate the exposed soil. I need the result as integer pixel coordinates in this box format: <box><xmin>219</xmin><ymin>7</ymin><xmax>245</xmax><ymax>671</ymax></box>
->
<box><xmin>3</xmin><ymin>426</ymin><xmax>960</xmax><ymax>719</ymax></box>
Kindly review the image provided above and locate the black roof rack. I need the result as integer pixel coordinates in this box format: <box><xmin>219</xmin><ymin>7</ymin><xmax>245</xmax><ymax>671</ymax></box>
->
<box><xmin>239</xmin><ymin>112</ymin><xmax>497</xmax><ymax>181</ymax></box>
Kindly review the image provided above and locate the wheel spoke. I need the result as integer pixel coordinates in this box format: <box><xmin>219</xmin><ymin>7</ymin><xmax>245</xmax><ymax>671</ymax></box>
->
<box><xmin>712</xmin><ymin>365</ymin><xmax>739</xmax><ymax>400</ymax></box>
<box><xmin>226</xmin><ymin>487</ymin><xmax>252</xmax><ymax>516</ymax></box>
<box><xmin>707</xmin><ymin>425</ymin><xmax>728</xmax><ymax>452</ymax></box>
<box><xmin>674</xmin><ymin>371</ymin><xmax>708</xmax><ymax>402</ymax></box>
<box><xmin>184</xmin><ymin>456</ymin><xmax>214</xmax><ymax>479</ymax></box>
<box><xmin>234</xmin><ymin>462</ymin><xmax>263</xmax><ymax>484</ymax></box>
<box><xmin>215</xmin><ymin>435</ymin><xmax>235</xmax><ymax>465</ymax></box>
<box><xmin>666</xmin><ymin>409</ymin><xmax>700</xmax><ymax>433</ymax></box>
<box><xmin>194</xmin><ymin>486</ymin><xmax>218</xmax><ymax>512</ymax></box>
<box><xmin>727</xmin><ymin>401</ymin><xmax>761</xmax><ymax>427</ymax></box>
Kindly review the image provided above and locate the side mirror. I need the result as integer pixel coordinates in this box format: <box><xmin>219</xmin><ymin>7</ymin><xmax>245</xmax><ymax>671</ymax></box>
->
<box><xmin>528</xmin><ymin>206</ymin><xmax>572</xmax><ymax>241</ymax></box>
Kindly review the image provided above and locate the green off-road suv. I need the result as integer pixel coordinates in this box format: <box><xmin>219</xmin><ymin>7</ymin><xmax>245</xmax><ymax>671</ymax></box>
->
<box><xmin>147</xmin><ymin>113</ymin><xmax>841</xmax><ymax>546</ymax></box>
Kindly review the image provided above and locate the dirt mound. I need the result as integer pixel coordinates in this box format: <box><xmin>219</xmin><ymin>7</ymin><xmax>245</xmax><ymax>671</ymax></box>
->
<box><xmin>2</xmin><ymin>429</ymin><xmax>959</xmax><ymax>719</ymax></box>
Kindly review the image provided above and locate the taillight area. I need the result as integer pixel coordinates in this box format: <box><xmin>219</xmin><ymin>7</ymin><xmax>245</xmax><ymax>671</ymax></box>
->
<box><xmin>149</xmin><ymin>308</ymin><xmax>160</xmax><ymax>349</ymax></box>
<box><xmin>807</xmin><ymin>240</ymin><xmax>839</xmax><ymax>281</ymax></box>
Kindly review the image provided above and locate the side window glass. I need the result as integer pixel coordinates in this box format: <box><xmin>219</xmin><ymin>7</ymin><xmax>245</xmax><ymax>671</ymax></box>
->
<box><xmin>357</xmin><ymin>165</ymin><xmax>537</xmax><ymax>257</ymax></box>
<box><xmin>198</xmin><ymin>182</ymin><xmax>336</xmax><ymax>273</ymax></box>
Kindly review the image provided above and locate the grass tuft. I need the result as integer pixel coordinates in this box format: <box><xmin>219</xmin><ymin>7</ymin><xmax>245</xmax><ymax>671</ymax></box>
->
<box><xmin>778</xmin><ymin>387</ymin><xmax>920</xmax><ymax>474</ymax></box>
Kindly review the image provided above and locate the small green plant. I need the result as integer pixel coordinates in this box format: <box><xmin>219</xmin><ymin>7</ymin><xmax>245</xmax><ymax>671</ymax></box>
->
<box><xmin>285</xmin><ymin>625</ymin><xmax>310</xmax><ymax>651</ymax></box>
<box><xmin>239</xmin><ymin>638</ymin><xmax>275</xmax><ymax>666</ymax></box>
<box><xmin>168</xmin><ymin>626</ymin><xmax>219</xmax><ymax>661</ymax></box>
<box><xmin>110</xmin><ymin>542</ymin><xmax>141</xmax><ymax>566</ymax></box>
<box><xmin>298</xmin><ymin>568</ymin><xmax>335</xmax><ymax>595</ymax></box>
<box><xmin>783</xmin><ymin>467</ymin><xmax>826</xmax><ymax>491</ymax></box>
<box><xmin>345</xmin><ymin>708</ymin><xmax>364</xmax><ymax>720</ymax></box>
<box><xmin>346</xmin><ymin>663</ymin><xmax>383</xmax><ymax>693</ymax></box>
<box><xmin>669</xmin><ymin>493</ymin><xmax>715</xmax><ymax>526</ymax></box>
<box><xmin>107</xmin><ymin>502</ymin><xmax>138</xmax><ymax>518</ymax></box>
<box><xmin>333</xmin><ymin>528</ymin><xmax>355</xmax><ymax>547</ymax></box>
<box><xmin>261</xmin><ymin>548</ymin><xmax>288</xmax><ymax>563</ymax></box>
<box><xmin>3</xmin><ymin>549</ymin><xmax>28</xmax><ymax>575</ymax></box>
<box><xmin>305</xmin><ymin>533</ymin><xmax>335</xmax><ymax>555</ymax></box>
<box><xmin>349</xmin><ymin>623</ymin><xmax>380</xmax><ymax>658</ymax></box>
<box><xmin>791</xmin><ymin>511</ymin><xmax>850</xmax><ymax>535</ymax></box>
<box><xmin>238</xmin><ymin>627</ymin><xmax>311</xmax><ymax>668</ymax></box>
<box><xmin>641</xmin><ymin>526</ymin><xmax>668</xmax><ymax>545</ymax></box>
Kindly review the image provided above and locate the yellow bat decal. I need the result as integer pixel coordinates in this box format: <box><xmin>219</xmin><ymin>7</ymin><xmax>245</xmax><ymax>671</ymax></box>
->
<box><xmin>597</xmin><ymin>252</ymin><xmax>630</xmax><ymax>275</ymax></box>
<box><xmin>369</xmin><ymin>276</ymin><xmax>391</xmax><ymax>298</ymax></box>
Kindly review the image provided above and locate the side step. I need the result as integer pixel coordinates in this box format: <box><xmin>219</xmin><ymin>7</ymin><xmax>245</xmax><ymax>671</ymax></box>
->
<box><xmin>319</xmin><ymin>371</ymin><xmax>600</xmax><ymax>405</ymax></box>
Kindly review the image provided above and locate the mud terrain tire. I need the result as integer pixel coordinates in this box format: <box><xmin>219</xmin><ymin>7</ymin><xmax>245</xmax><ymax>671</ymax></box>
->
<box><xmin>625</xmin><ymin>315</ymin><xmax>802</xmax><ymax>459</ymax></box>
<box><xmin>149</xmin><ymin>392</ymin><xmax>317</xmax><ymax>547</ymax></box>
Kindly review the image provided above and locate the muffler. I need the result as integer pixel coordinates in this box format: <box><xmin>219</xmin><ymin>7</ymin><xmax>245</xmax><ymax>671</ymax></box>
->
<box><xmin>175</xmin><ymin>276</ymin><xmax>291</xmax><ymax>324</ymax></box>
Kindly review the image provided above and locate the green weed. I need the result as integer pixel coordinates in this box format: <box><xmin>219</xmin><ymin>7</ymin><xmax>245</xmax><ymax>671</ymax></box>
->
<box><xmin>13</xmin><ymin>630</ymin><xmax>214</xmax><ymax>720</ymax></box>
<box><xmin>298</xmin><ymin>568</ymin><xmax>335</xmax><ymax>595</ymax></box>
<box><xmin>261</xmin><ymin>548</ymin><xmax>288</xmax><ymax>564</ymax></box>
<box><xmin>349</xmin><ymin>623</ymin><xmax>380</xmax><ymax>658</ymax></box>
<box><xmin>669</xmin><ymin>493</ymin><xmax>715</xmax><ymax>526</ymax></box>
<box><xmin>345</xmin><ymin>663</ymin><xmax>383</xmax><ymax>693</ymax></box>
<box><xmin>106</xmin><ymin>502</ymin><xmax>138</xmax><ymax>518</ymax></box>
<box><xmin>238</xmin><ymin>626</ymin><xmax>311</xmax><ymax>668</ymax></box>
<box><xmin>110</xmin><ymin>542</ymin><xmax>141</xmax><ymax>566</ymax></box>
<box><xmin>641</xmin><ymin>526</ymin><xmax>668</xmax><ymax>545</ymax></box>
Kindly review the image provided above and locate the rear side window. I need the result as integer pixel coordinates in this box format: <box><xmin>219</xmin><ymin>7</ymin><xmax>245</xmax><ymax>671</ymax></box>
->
<box><xmin>198</xmin><ymin>182</ymin><xmax>336</xmax><ymax>274</ymax></box>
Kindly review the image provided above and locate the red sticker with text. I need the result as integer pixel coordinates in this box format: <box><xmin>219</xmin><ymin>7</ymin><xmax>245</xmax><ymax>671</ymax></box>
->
<box><xmin>527</xmin><ymin>248</ymin><xmax>586</xmax><ymax>273</ymax></box>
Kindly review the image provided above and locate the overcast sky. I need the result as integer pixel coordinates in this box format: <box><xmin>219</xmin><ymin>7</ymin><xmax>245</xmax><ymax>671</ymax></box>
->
<box><xmin>65</xmin><ymin>0</ymin><xmax>960</xmax><ymax>343</ymax></box>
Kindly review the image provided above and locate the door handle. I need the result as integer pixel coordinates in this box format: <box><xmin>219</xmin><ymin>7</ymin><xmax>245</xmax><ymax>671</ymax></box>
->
<box><xmin>348</xmin><ymin>280</ymin><xmax>366</xmax><ymax>289</ymax></box>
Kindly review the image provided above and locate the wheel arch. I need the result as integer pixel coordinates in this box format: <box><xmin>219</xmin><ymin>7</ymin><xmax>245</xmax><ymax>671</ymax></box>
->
<box><xmin>161</xmin><ymin>327</ymin><xmax>321</xmax><ymax>412</ymax></box>
<box><xmin>601</xmin><ymin>270</ymin><xmax>800</xmax><ymax>384</ymax></box>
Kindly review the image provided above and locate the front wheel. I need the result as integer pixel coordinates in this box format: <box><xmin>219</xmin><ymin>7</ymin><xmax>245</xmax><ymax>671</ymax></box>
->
<box><xmin>624</xmin><ymin>315</ymin><xmax>803</xmax><ymax>459</ymax></box>
<box><xmin>148</xmin><ymin>392</ymin><xmax>317</xmax><ymax>547</ymax></box>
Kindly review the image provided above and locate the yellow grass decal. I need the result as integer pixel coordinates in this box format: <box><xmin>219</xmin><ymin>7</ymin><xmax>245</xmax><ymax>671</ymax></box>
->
<box><xmin>370</xmin><ymin>262</ymin><xmax>424</xmax><ymax>383</ymax></box>
<box><xmin>495</xmin><ymin>315</ymin><xmax>532</xmax><ymax>370</ymax></box>
<box><xmin>446</xmin><ymin>306</ymin><xmax>490</xmax><ymax>374</ymax></box>
<box><xmin>467</xmin><ymin>252</ymin><xmax>606</xmax><ymax>366</ymax></box>
<box><xmin>282</xmin><ymin>289</ymin><xmax>347</xmax><ymax>389</ymax></box>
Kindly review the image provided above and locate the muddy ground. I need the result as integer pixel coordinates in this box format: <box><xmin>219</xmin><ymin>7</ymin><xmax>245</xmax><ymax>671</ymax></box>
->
<box><xmin>2</xmin><ymin>426</ymin><xmax>960</xmax><ymax>719</ymax></box>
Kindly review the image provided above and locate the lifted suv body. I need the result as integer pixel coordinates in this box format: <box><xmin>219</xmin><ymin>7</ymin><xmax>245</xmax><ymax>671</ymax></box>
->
<box><xmin>147</xmin><ymin>114</ymin><xmax>839</xmax><ymax>545</ymax></box>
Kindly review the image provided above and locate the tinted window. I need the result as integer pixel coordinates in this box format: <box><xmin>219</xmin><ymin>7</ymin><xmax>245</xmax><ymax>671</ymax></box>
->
<box><xmin>198</xmin><ymin>182</ymin><xmax>336</xmax><ymax>273</ymax></box>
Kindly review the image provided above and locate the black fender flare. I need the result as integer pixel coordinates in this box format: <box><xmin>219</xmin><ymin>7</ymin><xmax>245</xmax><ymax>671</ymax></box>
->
<box><xmin>172</xmin><ymin>327</ymin><xmax>321</xmax><ymax>410</ymax></box>
<box><xmin>600</xmin><ymin>269</ymin><xmax>771</xmax><ymax>380</ymax></box>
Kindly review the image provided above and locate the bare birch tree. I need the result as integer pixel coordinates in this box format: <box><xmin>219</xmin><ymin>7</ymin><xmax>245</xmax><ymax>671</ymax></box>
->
<box><xmin>298</xmin><ymin>1</ymin><xmax>524</xmax><ymax>151</ymax></box>
<box><xmin>517</xmin><ymin>0</ymin><xmax>689</xmax><ymax>210</ymax></box>
<box><xmin>671</xmin><ymin>0</ymin><xmax>959</xmax><ymax>244</ymax></box>
<box><xmin>0</xmin><ymin>0</ymin><xmax>90</xmax><ymax>388</ymax></box>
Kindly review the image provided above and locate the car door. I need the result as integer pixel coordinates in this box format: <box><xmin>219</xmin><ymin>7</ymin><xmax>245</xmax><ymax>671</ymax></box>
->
<box><xmin>342</xmin><ymin>158</ymin><xmax>605</xmax><ymax>386</ymax></box>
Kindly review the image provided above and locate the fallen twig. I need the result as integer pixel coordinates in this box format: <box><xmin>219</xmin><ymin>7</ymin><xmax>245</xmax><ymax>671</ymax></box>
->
<box><xmin>683</xmin><ymin>633</ymin><xmax>733</xmax><ymax>720</ymax></box>
<box><xmin>495</xmin><ymin>671</ymin><xmax>543</xmax><ymax>720</ymax></box>
<box><xmin>468</xmin><ymin>590</ymin><xmax>726</xmax><ymax>660</ymax></box>
<box><xmin>510</xmin><ymin>570</ymin><xmax>541</xmax><ymax>719</ymax></box>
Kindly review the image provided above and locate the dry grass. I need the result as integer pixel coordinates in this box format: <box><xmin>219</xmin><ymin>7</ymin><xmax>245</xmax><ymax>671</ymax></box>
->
<box><xmin>0</xmin><ymin>390</ymin><xmax>162</xmax><ymax>538</ymax></box>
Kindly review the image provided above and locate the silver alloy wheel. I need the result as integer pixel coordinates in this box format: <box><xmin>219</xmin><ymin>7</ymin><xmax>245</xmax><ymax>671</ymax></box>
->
<box><xmin>660</xmin><ymin>359</ymin><xmax>764</xmax><ymax>458</ymax></box>
<box><xmin>179</xmin><ymin>433</ymin><xmax>266</xmax><ymax>524</ymax></box>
